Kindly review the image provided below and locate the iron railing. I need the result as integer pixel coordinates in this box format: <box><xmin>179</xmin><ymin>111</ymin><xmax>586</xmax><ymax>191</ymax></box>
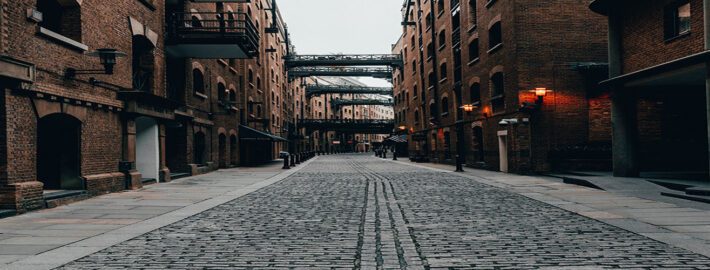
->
<box><xmin>288</xmin><ymin>67</ymin><xmax>393</xmax><ymax>78</ymax></box>
<box><xmin>331</xmin><ymin>99</ymin><xmax>394</xmax><ymax>108</ymax></box>
<box><xmin>285</xmin><ymin>54</ymin><xmax>403</xmax><ymax>68</ymax></box>
<box><xmin>305</xmin><ymin>85</ymin><xmax>393</xmax><ymax>97</ymax></box>
<box><xmin>168</xmin><ymin>12</ymin><xmax>259</xmax><ymax>56</ymax></box>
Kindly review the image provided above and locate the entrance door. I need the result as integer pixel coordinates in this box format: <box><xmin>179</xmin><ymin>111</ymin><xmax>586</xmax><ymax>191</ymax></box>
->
<box><xmin>498</xmin><ymin>130</ymin><xmax>508</xmax><ymax>173</ymax></box>
<box><xmin>218</xmin><ymin>133</ymin><xmax>227</xmax><ymax>168</ymax></box>
<box><xmin>37</xmin><ymin>114</ymin><xmax>82</xmax><ymax>190</ymax></box>
<box><xmin>136</xmin><ymin>117</ymin><xmax>160</xmax><ymax>181</ymax></box>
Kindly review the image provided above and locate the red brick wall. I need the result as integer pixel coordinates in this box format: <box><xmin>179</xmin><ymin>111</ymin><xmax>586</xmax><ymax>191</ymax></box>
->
<box><xmin>620</xmin><ymin>0</ymin><xmax>704</xmax><ymax>73</ymax></box>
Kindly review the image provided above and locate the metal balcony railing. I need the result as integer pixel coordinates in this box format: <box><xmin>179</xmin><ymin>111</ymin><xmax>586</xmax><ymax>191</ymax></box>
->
<box><xmin>167</xmin><ymin>12</ymin><xmax>259</xmax><ymax>57</ymax></box>
<box><xmin>285</xmin><ymin>54</ymin><xmax>404</xmax><ymax>68</ymax></box>
<box><xmin>305</xmin><ymin>85</ymin><xmax>394</xmax><ymax>97</ymax></box>
<box><xmin>331</xmin><ymin>99</ymin><xmax>395</xmax><ymax>108</ymax></box>
<box><xmin>288</xmin><ymin>67</ymin><xmax>393</xmax><ymax>79</ymax></box>
<box><xmin>299</xmin><ymin>119</ymin><xmax>395</xmax><ymax>134</ymax></box>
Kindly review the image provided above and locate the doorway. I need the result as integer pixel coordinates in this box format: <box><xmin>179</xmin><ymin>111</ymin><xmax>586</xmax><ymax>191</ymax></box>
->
<box><xmin>218</xmin><ymin>133</ymin><xmax>227</xmax><ymax>168</ymax></box>
<box><xmin>37</xmin><ymin>114</ymin><xmax>82</xmax><ymax>190</ymax></box>
<box><xmin>229</xmin><ymin>134</ymin><xmax>238</xmax><ymax>166</ymax></box>
<box><xmin>136</xmin><ymin>117</ymin><xmax>160</xmax><ymax>181</ymax></box>
<box><xmin>498</xmin><ymin>130</ymin><xmax>508</xmax><ymax>173</ymax></box>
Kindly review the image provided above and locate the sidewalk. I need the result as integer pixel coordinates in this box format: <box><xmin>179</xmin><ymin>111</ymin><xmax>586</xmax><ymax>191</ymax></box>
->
<box><xmin>0</xmin><ymin>159</ymin><xmax>313</xmax><ymax>270</ymax></box>
<box><xmin>394</xmin><ymin>159</ymin><xmax>710</xmax><ymax>257</ymax></box>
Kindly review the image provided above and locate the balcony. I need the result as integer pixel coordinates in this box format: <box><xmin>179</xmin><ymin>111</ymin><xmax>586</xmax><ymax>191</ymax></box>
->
<box><xmin>166</xmin><ymin>12</ymin><xmax>259</xmax><ymax>59</ymax></box>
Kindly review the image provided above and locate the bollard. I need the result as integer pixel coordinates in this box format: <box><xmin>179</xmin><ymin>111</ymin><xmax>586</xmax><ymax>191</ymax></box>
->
<box><xmin>283</xmin><ymin>155</ymin><xmax>290</xmax><ymax>169</ymax></box>
<box><xmin>290</xmin><ymin>154</ymin><xmax>296</xmax><ymax>167</ymax></box>
<box><xmin>393</xmin><ymin>150</ymin><xmax>398</xmax><ymax>161</ymax></box>
<box><xmin>455</xmin><ymin>155</ymin><xmax>464</xmax><ymax>172</ymax></box>
<box><xmin>382</xmin><ymin>151</ymin><xmax>387</xmax><ymax>159</ymax></box>
<box><xmin>295</xmin><ymin>153</ymin><xmax>301</xmax><ymax>164</ymax></box>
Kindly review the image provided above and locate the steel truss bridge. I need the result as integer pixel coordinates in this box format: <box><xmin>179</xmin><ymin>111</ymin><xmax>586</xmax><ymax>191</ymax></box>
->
<box><xmin>288</xmin><ymin>67</ymin><xmax>393</xmax><ymax>79</ymax></box>
<box><xmin>299</xmin><ymin>119</ymin><xmax>395</xmax><ymax>134</ymax></box>
<box><xmin>305</xmin><ymin>85</ymin><xmax>393</xmax><ymax>98</ymax></box>
<box><xmin>331</xmin><ymin>99</ymin><xmax>394</xmax><ymax>109</ymax></box>
<box><xmin>285</xmin><ymin>54</ymin><xmax>403</xmax><ymax>68</ymax></box>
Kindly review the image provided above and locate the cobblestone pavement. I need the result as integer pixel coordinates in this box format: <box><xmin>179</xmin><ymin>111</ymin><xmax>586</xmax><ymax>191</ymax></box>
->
<box><xmin>58</xmin><ymin>155</ymin><xmax>710</xmax><ymax>269</ymax></box>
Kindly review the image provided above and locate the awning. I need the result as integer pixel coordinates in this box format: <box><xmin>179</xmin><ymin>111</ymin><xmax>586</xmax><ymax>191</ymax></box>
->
<box><xmin>239</xmin><ymin>125</ymin><xmax>288</xmax><ymax>142</ymax></box>
<box><xmin>384</xmin><ymin>135</ymin><xmax>408</xmax><ymax>145</ymax></box>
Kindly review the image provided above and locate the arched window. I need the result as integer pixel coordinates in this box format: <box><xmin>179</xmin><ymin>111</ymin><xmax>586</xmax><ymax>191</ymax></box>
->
<box><xmin>256</xmin><ymin>77</ymin><xmax>261</xmax><ymax>89</ymax></box>
<box><xmin>470</xmin><ymin>83</ymin><xmax>481</xmax><ymax>104</ymax></box>
<box><xmin>229</xmin><ymin>89</ymin><xmax>237</xmax><ymax>104</ymax></box>
<box><xmin>440</xmin><ymin>63</ymin><xmax>447</xmax><ymax>79</ymax></box>
<box><xmin>468</xmin><ymin>0</ymin><xmax>477</xmax><ymax>26</ymax></box>
<box><xmin>437</xmin><ymin>0</ymin><xmax>445</xmax><ymax>14</ymax></box>
<box><xmin>217</xmin><ymin>82</ymin><xmax>227</xmax><ymax>102</ymax></box>
<box><xmin>248</xmin><ymin>69</ymin><xmax>254</xmax><ymax>84</ymax></box>
<box><xmin>491</xmin><ymin>72</ymin><xmax>505</xmax><ymax>113</ymax></box>
<box><xmin>132</xmin><ymin>36</ymin><xmax>155</xmax><ymax>92</ymax></box>
<box><xmin>256</xmin><ymin>105</ymin><xmax>262</xmax><ymax>117</ymax></box>
<box><xmin>489</xmin><ymin>21</ymin><xmax>502</xmax><ymax>49</ymax></box>
<box><xmin>441</xmin><ymin>97</ymin><xmax>450</xmax><ymax>116</ymax></box>
<box><xmin>429</xmin><ymin>102</ymin><xmax>437</xmax><ymax>120</ymax></box>
<box><xmin>192</xmin><ymin>69</ymin><xmax>205</xmax><ymax>95</ymax></box>
<box><xmin>438</xmin><ymin>30</ymin><xmax>446</xmax><ymax>49</ymax></box>
<box><xmin>191</xmin><ymin>16</ymin><xmax>202</xmax><ymax>28</ymax></box>
<box><xmin>227</xmin><ymin>12</ymin><xmax>236</xmax><ymax>28</ymax></box>
<box><xmin>414</xmin><ymin>110</ymin><xmax>420</xmax><ymax>125</ymax></box>
<box><xmin>468</xmin><ymin>39</ymin><xmax>480</xmax><ymax>62</ymax></box>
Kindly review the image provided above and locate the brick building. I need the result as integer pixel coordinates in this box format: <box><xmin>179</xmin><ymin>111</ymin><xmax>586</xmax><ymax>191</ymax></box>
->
<box><xmin>591</xmin><ymin>0</ymin><xmax>710</xmax><ymax>179</ymax></box>
<box><xmin>0</xmin><ymin>0</ymin><xmax>299</xmax><ymax>214</ymax></box>
<box><xmin>393</xmin><ymin>0</ymin><xmax>609</xmax><ymax>173</ymax></box>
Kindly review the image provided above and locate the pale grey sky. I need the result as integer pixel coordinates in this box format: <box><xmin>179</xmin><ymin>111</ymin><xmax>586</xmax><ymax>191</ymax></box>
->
<box><xmin>278</xmin><ymin>0</ymin><xmax>403</xmax><ymax>87</ymax></box>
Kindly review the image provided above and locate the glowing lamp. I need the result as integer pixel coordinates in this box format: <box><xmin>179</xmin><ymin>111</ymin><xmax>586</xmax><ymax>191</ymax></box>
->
<box><xmin>460</xmin><ymin>104</ymin><xmax>478</xmax><ymax>112</ymax></box>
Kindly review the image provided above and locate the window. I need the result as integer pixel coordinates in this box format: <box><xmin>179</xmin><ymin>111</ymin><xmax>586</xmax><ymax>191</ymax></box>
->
<box><xmin>132</xmin><ymin>36</ymin><xmax>155</xmax><ymax>92</ymax></box>
<box><xmin>665</xmin><ymin>1</ymin><xmax>691</xmax><ymax>40</ymax></box>
<box><xmin>192</xmin><ymin>69</ymin><xmax>205</xmax><ymax>95</ymax></box>
<box><xmin>488</xmin><ymin>21</ymin><xmax>502</xmax><ymax>49</ymax></box>
<box><xmin>256</xmin><ymin>77</ymin><xmax>261</xmax><ymax>89</ymax></box>
<box><xmin>412</xmin><ymin>60</ymin><xmax>417</xmax><ymax>73</ymax></box>
<box><xmin>428</xmin><ymin>72</ymin><xmax>436</xmax><ymax>89</ymax></box>
<box><xmin>248</xmin><ymin>70</ymin><xmax>254</xmax><ymax>84</ymax></box>
<box><xmin>438</xmin><ymin>30</ymin><xmax>446</xmax><ymax>49</ymax></box>
<box><xmin>441</xmin><ymin>97</ymin><xmax>450</xmax><ymax>116</ymax></box>
<box><xmin>470</xmin><ymin>83</ymin><xmax>481</xmax><ymax>104</ymax></box>
<box><xmin>427</xmin><ymin>42</ymin><xmax>435</xmax><ymax>60</ymax></box>
<box><xmin>413</xmin><ymin>85</ymin><xmax>418</xmax><ymax>98</ymax></box>
<box><xmin>491</xmin><ymin>72</ymin><xmax>505</xmax><ymax>113</ymax></box>
<box><xmin>414</xmin><ymin>110</ymin><xmax>420</xmax><ymax>125</ymax></box>
<box><xmin>468</xmin><ymin>0</ymin><xmax>477</xmax><ymax>27</ymax></box>
<box><xmin>437</xmin><ymin>0</ymin><xmax>445</xmax><ymax>15</ymax></box>
<box><xmin>425</xmin><ymin>13</ymin><xmax>432</xmax><ymax>29</ymax></box>
<box><xmin>218</xmin><ymin>83</ymin><xmax>227</xmax><ymax>102</ymax></box>
<box><xmin>440</xmin><ymin>63</ymin><xmax>447</xmax><ymax>80</ymax></box>
<box><xmin>411</xmin><ymin>35</ymin><xmax>416</xmax><ymax>50</ymax></box>
<box><xmin>37</xmin><ymin>0</ymin><xmax>82</xmax><ymax>41</ymax></box>
<box><xmin>429</xmin><ymin>103</ymin><xmax>437</xmax><ymax>121</ymax></box>
<box><xmin>468</xmin><ymin>39</ymin><xmax>479</xmax><ymax>62</ymax></box>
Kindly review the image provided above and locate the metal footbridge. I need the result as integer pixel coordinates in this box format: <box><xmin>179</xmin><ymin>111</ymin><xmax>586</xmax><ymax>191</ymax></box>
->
<box><xmin>305</xmin><ymin>85</ymin><xmax>393</xmax><ymax>98</ymax></box>
<box><xmin>299</xmin><ymin>119</ymin><xmax>395</xmax><ymax>134</ymax></box>
<box><xmin>285</xmin><ymin>54</ymin><xmax>403</xmax><ymax>68</ymax></box>
<box><xmin>331</xmin><ymin>99</ymin><xmax>394</xmax><ymax>109</ymax></box>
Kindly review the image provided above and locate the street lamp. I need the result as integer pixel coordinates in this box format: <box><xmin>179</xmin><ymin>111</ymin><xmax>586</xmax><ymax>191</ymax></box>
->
<box><xmin>460</xmin><ymin>104</ymin><xmax>478</xmax><ymax>113</ymax></box>
<box><xmin>65</xmin><ymin>48</ymin><xmax>127</xmax><ymax>79</ymax></box>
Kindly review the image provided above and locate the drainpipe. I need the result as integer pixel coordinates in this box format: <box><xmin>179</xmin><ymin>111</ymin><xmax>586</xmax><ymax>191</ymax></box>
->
<box><xmin>705</xmin><ymin>0</ymin><xmax>710</xmax><ymax>180</ymax></box>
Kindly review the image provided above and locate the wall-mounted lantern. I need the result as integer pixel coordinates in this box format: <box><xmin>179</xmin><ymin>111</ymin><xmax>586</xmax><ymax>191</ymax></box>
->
<box><xmin>65</xmin><ymin>48</ymin><xmax>127</xmax><ymax>79</ymax></box>
<box><xmin>460</xmin><ymin>104</ymin><xmax>478</xmax><ymax>113</ymax></box>
<box><xmin>529</xmin><ymin>87</ymin><xmax>553</xmax><ymax>103</ymax></box>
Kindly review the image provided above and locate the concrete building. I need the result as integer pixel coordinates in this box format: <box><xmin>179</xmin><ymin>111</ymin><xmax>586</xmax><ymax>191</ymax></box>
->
<box><xmin>393</xmin><ymin>0</ymin><xmax>609</xmax><ymax>173</ymax></box>
<box><xmin>591</xmin><ymin>0</ymin><xmax>710</xmax><ymax>179</ymax></box>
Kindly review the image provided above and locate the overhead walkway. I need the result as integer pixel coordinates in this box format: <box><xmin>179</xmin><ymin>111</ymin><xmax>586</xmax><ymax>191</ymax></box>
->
<box><xmin>331</xmin><ymin>99</ymin><xmax>394</xmax><ymax>109</ymax></box>
<box><xmin>299</xmin><ymin>119</ymin><xmax>395</xmax><ymax>134</ymax></box>
<box><xmin>305</xmin><ymin>85</ymin><xmax>393</xmax><ymax>97</ymax></box>
<box><xmin>285</xmin><ymin>54</ymin><xmax>403</xmax><ymax>68</ymax></box>
<box><xmin>288</xmin><ymin>67</ymin><xmax>393</xmax><ymax>79</ymax></box>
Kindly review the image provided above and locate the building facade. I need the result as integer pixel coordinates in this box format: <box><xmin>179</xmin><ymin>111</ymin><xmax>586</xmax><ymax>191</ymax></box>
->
<box><xmin>591</xmin><ymin>0</ymin><xmax>710</xmax><ymax>179</ymax></box>
<box><xmin>0</xmin><ymin>0</ymin><xmax>299</xmax><ymax>214</ymax></box>
<box><xmin>393</xmin><ymin>0</ymin><xmax>609</xmax><ymax>173</ymax></box>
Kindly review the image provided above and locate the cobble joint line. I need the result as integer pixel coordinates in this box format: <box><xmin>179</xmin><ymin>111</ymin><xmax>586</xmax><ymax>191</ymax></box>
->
<box><xmin>58</xmin><ymin>155</ymin><xmax>710</xmax><ymax>269</ymax></box>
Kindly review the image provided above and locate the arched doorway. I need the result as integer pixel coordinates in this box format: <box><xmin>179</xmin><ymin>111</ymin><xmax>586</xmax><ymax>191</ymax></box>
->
<box><xmin>229</xmin><ymin>134</ymin><xmax>238</xmax><ymax>166</ymax></box>
<box><xmin>194</xmin><ymin>132</ymin><xmax>206</xmax><ymax>165</ymax></box>
<box><xmin>218</xmin><ymin>133</ymin><xmax>227</xmax><ymax>168</ymax></box>
<box><xmin>37</xmin><ymin>113</ymin><xmax>82</xmax><ymax>190</ymax></box>
<box><xmin>136</xmin><ymin>117</ymin><xmax>160</xmax><ymax>181</ymax></box>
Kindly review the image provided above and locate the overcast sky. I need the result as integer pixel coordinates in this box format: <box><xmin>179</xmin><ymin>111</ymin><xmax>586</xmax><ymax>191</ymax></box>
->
<box><xmin>278</xmin><ymin>0</ymin><xmax>403</xmax><ymax>87</ymax></box>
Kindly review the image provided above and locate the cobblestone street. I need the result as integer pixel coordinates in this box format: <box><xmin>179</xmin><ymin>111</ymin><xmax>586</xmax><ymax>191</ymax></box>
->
<box><xmin>45</xmin><ymin>154</ymin><xmax>710</xmax><ymax>269</ymax></box>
